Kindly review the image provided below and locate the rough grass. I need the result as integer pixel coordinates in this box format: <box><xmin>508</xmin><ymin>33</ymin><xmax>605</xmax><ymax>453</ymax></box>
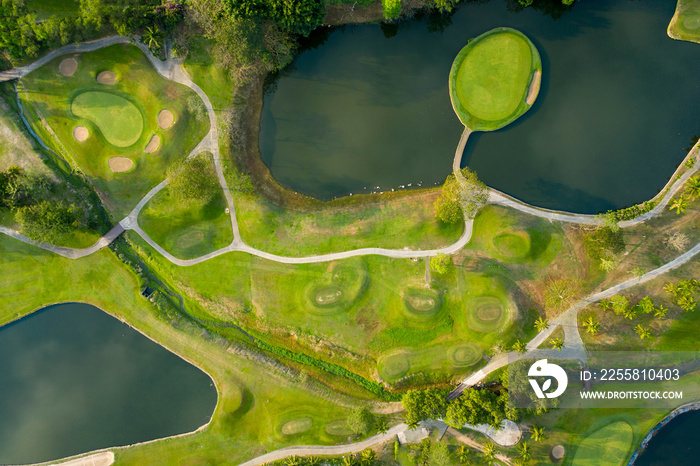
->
<box><xmin>26</xmin><ymin>0</ymin><xmax>79</xmax><ymax>19</ymax></box>
<box><xmin>138</xmin><ymin>156</ymin><xmax>232</xmax><ymax>260</ymax></box>
<box><xmin>668</xmin><ymin>0</ymin><xmax>700</xmax><ymax>44</ymax></box>
<box><xmin>377</xmin><ymin>342</ymin><xmax>482</xmax><ymax>384</ymax></box>
<box><xmin>466</xmin><ymin>296</ymin><xmax>508</xmax><ymax>333</ymax></box>
<box><xmin>234</xmin><ymin>189</ymin><xmax>463</xmax><ymax>256</ymax></box>
<box><xmin>449</xmin><ymin>28</ymin><xmax>541</xmax><ymax>131</ymax></box>
<box><xmin>571</xmin><ymin>421</ymin><xmax>633</xmax><ymax>466</ymax></box>
<box><xmin>71</xmin><ymin>91</ymin><xmax>143</xmax><ymax>147</ymax></box>
<box><xmin>18</xmin><ymin>44</ymin><xmax>209</xmax><ymax>219</ymax></box>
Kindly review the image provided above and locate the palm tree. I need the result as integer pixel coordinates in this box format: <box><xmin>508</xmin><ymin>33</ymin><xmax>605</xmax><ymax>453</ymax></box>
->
<box><xmin>654</xmin><ymin>305</ymin><xmax>668</xmax><ymax>319</ymax></box>
<box><xmin>664</xmin><ymin>282</ymin><xmax>678</xmax><ymax>297</ymax></box>
<box><xmin>599</xmin><ymin>298</ymin><xmax>612</xmax><ymax>311</ymax></box>
<box><xmin>456</xmin><ymin>445</ymin><xmax>471</xmax><ymax>464</ymax></box>
<box><xmin>582</xmin><ymin>316</ymin><xmax>600</xmax><ymax>335</ymax></box>
<box><xmin>550</xmin><ymin>337</ymin><xmax>564</xmax><ymax>351</ymax></box>
<box><xmin>517</xmin><ymin>441</ymin><xmax>531</xmax><ymax>461</ymax></box>
<box><xmin>678</xmin><ymin>295</ymin><xmax>697</xmax><ymax>312</ymax></box>
<box><xmin>341</xmin><ymin>455</ymin><xmax>358</xmax><ymax>466</ymax></box>
<box><xmin>530</xmin><ymin>425</ymin><xmax>546</xmax><ymax>442</ymax></box>
<box><xmin>599</xmin><ymin>257</ymin><xmax>617</xmax><ymax>272</ymax></box>
<box><xmin>307</xmin><ymin>457</ymin><xmax>321</xmax><ymax>466</ymax></box>
<box><xmin>684</xmin><ymin>176</ymin><xmax>700</xmax><ymax>199</ymax></box>
<box><xmin>482</xmin><ymin>442</ymin><xmax>497</xmax><ymax>464</ymax></box>
<box><xmin>512</xmin><ymin>339</ymin><xmax>527</xmax><ymax>354</ymax></box>
<box><xmin>284</xmin><ymin>456</ymin><xmax>303</xmax><ymax>466</ymax></box>
<box><xmin>622</xmin><ymin>306</ymin><xmax>638</xmax><ymax>320</ymax></box>
<box><xmin>634</xmin><ymin>324</ymin><xmax>651</xmax><ymax>340</ymax></box>
<box><xmin>376</xmin><ymin>418</ymin><xmax>389</xmax><ymax>434</ymax></box>
<box><xmin>142</xmin><ymin>26</ymin><xmax>160</xmax><ymax>52</ymax></box>
<box><xmin>670</xmin><ymin>195</ymin><xmax>689</xmax><ymax>215</ymax></box>
<box><xmin>534</xmin><ymin>317</ymin><xmax>549</xmax><ymax>333</ymax></box>
<box><xmin>360</xmin><ymin>448</ymin><xmax>376</xmax><ymax>465</ymax></box>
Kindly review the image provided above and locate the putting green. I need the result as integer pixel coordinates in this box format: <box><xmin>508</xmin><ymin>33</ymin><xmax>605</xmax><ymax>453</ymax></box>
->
<box><xmin>449</xmin><ymin>28</ymin><xmax>541</xmax><ymax>131</ymax></box>
<box><xmin>403</xmin><ymin>287</ymin><xmax>442</xmax><ymax>321</ymax></box>
<box><xmin>448</xmin><ymin>343</ymin><xmax>483</xmax><ymax>367</ymax></box>
<box><xmin>377</xmin><ymin>342</ymin><xmax>483</xmax><ymax>384</ymax></box>
<box><xmin>280</xmin><ymin>417</ymin><xmax>313</xmax><ymax>436</ymax></box>
<box><xmin>377</xmin><ymin>351</ymin><xmax>411</xmax><ymax>382</ymax></box>
<box><xmin>493</xmin><ymin>232</ymin><xmax>531</xmax><ymax>260</ymax></box>
<box><xmin>71</xmin><ymin>91</ymin><xmax>143</xmax><ymax>147</ymax></box>
<box><xmin>304</xmin><ymin>261</ymin><xmax>368</xmax><ymax>315</ymax></box>
<box><xmin>467</xmin><ymin>296</ymin><xmax>509</xmax><ymax>333</ymax></box>
<box><xmin>572</xmin><ymin>421</ymin><xmax>633</xmax><ymax>466</ymax></box>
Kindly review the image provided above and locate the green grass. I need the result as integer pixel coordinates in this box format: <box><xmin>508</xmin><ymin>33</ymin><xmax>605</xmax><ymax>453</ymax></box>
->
<box><xmin>376</xmin><ymin>342</ymin><xmax>482</xmax><ymax>384</ymax></box>
<box><xmin>0</xmin><ymin>234</ymin><xmax>355</xmax><ymax>464</ymax></box>
<box><xmin>449</xmin><ymin>28</ymin><xmax>541</xmax><ymax>131</ymax></box>
<box><xmin>19</xmin><ymin>44</ymin><xmax>209</xmax><ymax>219</ymax></box>
<box><xmin>668</xmin><ymin>0</ymin><xmax>700</xmax><ymax>44</ymax></box>
<box><xmin>138</xmin><ymin>156</ymin><xmax>233</xmax><ymax>260</ymax></box>
<box><xmin>234</xmin><ymin>189</ymin><xmax>463</xmax><ymax>256</ymax></box>
<box><xmin>467</xmin><ymin>296</ymin><xmax>508</xmax><ymax>333</ymax></box>
<box><xmin>71</xmin><ymin>91</ymin><xmax>143</xmax><ymax>147</ymax></box>
<box><xmin>492</xmin><ymin>232</ymin><xmax>530</xmax><ymax>260</ymax></box>
<box><xmin>26</xmin><ymin>0</ymin><xmax>79</xmax><ymax>19</ymax></box>
<box><xmin>571</xmin><ymin>421</ymin><xmax>634</xmax><ymax>466</ymax></box>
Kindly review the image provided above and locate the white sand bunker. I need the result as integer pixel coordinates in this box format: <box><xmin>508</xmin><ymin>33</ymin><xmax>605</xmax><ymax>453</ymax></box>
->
<box><xmin>157</xmin><ymin>109</ymin><xmax>174</xmax><ymax>129</ymax></box>
<box><xmin>97</xmin><ymin>70</ymin><xmax>117</xmax><ymax>85</ymax></box>
<box><xmin>144</xmin><ymin>135</ymin><xmax>161</xmax><ymax>153</ymax></box>
<box><xmin>108</xmin><ymin>156</ymin><xmax>134</xmax><ymax>173</ymax></box>
<box><xmin>73</xmin><ymin>126</ymin><xmax>89</xmax><ymax>142</ymax></box>
<box><xmin>59</xmin><ymin>58</ymin><xmax>78</xmax><ymax>77</ymax></box>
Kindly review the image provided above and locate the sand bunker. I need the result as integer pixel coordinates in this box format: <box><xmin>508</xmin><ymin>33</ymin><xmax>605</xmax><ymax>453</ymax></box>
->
<box><xmin>108</xmin><ymin>157</ymin><xmax>134</xmax><ymax>173</ymax></box>
<box><xmin>144</xmin><ymin>135</ymin><xmax>161</xmax><ymax>153</ymax></box>
<box><xmin>157</xmin><ymin>110</ymin><xmax>174</xmax><ymax>129</ymax></box>
<box><xmin>97</xmin><ymin>70</ymin><xmax>117</xmax><ymax>85</ymax></box>
<box><xmin>73</xmin><ymin>126</ymin><xmax>89</xmax><ymax>142</ymax></box>
<box><xmin>59</xmin><ymin>58</ymin><xmax>78</xmax><ymax>77</ymax></box>
<box><xmin>526</xmin><ymin>70</ymin><xmax>541</xmax><ymax>106</ymax></box>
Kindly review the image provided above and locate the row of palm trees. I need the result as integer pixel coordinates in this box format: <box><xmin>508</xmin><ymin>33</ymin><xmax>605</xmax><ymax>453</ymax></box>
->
<box><xmin>669</xmin><ymin>176</ymin><xmax>700</xmax><ymax>214</ymax></box>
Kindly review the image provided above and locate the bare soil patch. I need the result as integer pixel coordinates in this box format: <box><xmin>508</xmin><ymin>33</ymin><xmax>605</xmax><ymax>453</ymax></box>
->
<box><xmin>108</xmin><ymin>156</ymin><xmax>134</xmax><ymax>173</ymax></box>
<box><xmin>59</xmin><ymin>58</ymin><xmax>78</xmax><ymax>77</ymax></box>
<box><xmin>144</xmin><ymin>134</ymin><xmax>161</xmax><ymax>153</ymax></box>
<box><xmin>97</xmin><ymin>70</ymin><xmax>117</xmax><ymax>85</ymax></box>
<box><xmin>73</xmin><ymin>126</ymin><xmax>88</xmax><ymax>142</ymax></box>
<box><xmin>158</xmin><ymin>109</ymin><xmax>174</xmax><ymax>129</ymax></box>
<box><xmin>526</xmin><ymin>70</ymin><xmax>541</xmax><ymax>105</ymax></box>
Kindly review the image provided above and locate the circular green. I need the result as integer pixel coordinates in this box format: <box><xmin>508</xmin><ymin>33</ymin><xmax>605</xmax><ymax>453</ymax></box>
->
<box><xmin>71</xmin><ymin>91</ymin><xmax>143</xmax><ymax>147</ymax></box>
<box><xmin>467</xmin><ymin>296</ymin><xmax>508</xmax><ymax>333</ymax></box>
<box><xmin>280</xmin><ymin>417</ymin><xmax>313</xmax><ymax>436</ymax></box>
<box><xmin>403</xmin><ymin>288</ymin><xmax>442</xmax><ymax>319</ymax></box>
<box><xmin>493</xmin><ymin>232</ymin><xmax>531</xmax><ymax>260</ymax></box>
<box><xmin>377</xmin><ymin>351</ymin><xmax>410</xmax><ymax>383</ymax></box>
<box><xmin>448</xmin><ymin>343</ymin><xmax>483</xmax><ymax>367</ymax></box>
<box><xmin>449</xmin><ymin>28</ymin><xmax>541</xmax><ymax>131</ymax></box>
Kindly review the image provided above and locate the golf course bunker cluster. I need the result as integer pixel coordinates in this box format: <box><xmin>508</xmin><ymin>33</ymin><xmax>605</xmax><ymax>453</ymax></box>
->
<box><xmin>450</xmin><ymin>27</ymin><xmax>541</xmax><ymax>131</ymax></box>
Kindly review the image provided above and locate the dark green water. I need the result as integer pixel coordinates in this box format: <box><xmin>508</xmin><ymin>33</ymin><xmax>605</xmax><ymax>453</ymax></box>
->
<box><xmin>635</xmin><ymin>409</ymin><xmax>700</xmax><ymax>465</ymax></box>
<box><xmin>0</xmin><ymin>303</ymin><xmax>217</xmax><ymax>464</ymax></box>
<box><xmin>260</xmin><ymin>0</ymin><xmax>700</xmax><ymax>214</ymax></box>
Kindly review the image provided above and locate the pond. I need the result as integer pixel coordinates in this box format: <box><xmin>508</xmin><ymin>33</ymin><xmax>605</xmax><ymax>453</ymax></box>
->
<box><xmin>0</xmin><ymin>303</ymin><xmax>217</xmax><ymax>464</ymax></box>
<box><xmin>260</xmin><ymin>0</ymin><xmax>700</xmax><ymax>214</ymax></box>
<box><xmin>635</xmin><ymin>408</ymin><xmax>700</xmax><ymax>465</ymax></box>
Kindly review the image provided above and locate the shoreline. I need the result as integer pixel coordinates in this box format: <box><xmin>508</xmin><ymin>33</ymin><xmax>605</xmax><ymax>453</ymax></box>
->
<box><xmin>627</xmin><ymin>401</ymin><xmax>700</xmax><ymax>465</ymax></box>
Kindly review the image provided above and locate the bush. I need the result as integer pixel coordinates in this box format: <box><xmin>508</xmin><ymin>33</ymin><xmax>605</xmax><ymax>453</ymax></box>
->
<box><xmin>14</xmin><ymin>200</ymin><xmax>79</xmax><ymax>243</ymax></box>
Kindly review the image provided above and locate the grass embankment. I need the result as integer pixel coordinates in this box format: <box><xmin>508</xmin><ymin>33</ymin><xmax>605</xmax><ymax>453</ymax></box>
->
<box><xmin>668</xmin><ymin>0</ymin><xmax>700</xmax><ymax>44</ymax></box>
<box><xmin>138</xmin><ymin>154</ymin><xmax>233</xmax><ymax>260</ymax></box>
<box><xmin>0</xmin><ymin>234</ymin><xmax>356</xmax><ymax>464</ymax></box>
<box><xmin>0</xmin><ymin>92</ymin><xmax>103</xmax><ymax>248</ymax></box>
<box><xmin>449</xmin><ymin>27</ymin><xmax>541</xmax><ymax>131</ymax></box>
<box><xmin>18</xmin><ymin>43</ymin><xmax>209</xmax><ymax>219</ymax></box>
<box><xmin>234</xmin><ymin>189</ymin><xmax>463</xmax><ymax>256</ymax></box>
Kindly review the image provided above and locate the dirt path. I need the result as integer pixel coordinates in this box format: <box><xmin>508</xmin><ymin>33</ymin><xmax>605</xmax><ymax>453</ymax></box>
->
<box><xmin>446</xmin><ymin>427</ymin><xmax>514</xmax><ymax>465</ymax></box>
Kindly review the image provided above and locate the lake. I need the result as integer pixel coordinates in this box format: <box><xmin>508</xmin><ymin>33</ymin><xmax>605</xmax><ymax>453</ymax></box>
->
<box><xmin>260</xmin><ymin>0</ymin><xmax>700</xmax><ymax>214</ymax></box>
<box><xmin>635</xmin><ymin>408</ymin><xmax>700</xmax><ymax>465</ymax></box>
<box><xmin>0</xmin><ymin>303</ymin><xmax>217</xmax><ymax>464</ymax></box>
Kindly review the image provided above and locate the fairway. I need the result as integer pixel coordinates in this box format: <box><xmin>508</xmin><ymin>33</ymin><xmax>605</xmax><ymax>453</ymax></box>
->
<box><xmin>72</xmin><ymin>91</ymin><xmax>143</xmax><ymax>147</ymax></box>
<box><xmin>377</xmin><ymin>342</ymin><xmax>482</xmax><ymax>384</ymax></box>
<box><xmin>449</xmin><ymin>28</ymin><xmax>541</xmax><ymax>131</ymax></box>
<box><xmin>493</xmin><ymin>232</ymin><xmax>531</xmax><ymax>260</ymax></box>
<box><xmin>572</xmin><ymin>421</ymin><xmax>633</xmax><ymax>466</ymax></box>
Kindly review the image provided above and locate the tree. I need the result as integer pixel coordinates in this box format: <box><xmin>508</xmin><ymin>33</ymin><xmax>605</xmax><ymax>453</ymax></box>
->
<box><xmin>665</xmin><ymin>232</ymin><xmax>690</xmax><ymax>252</ymax></box>
<box><xmin>549</xmin><ymin>337</ymin><xmax>564</xmax><ymax>351</ymax></box>
<box><xmin>376</xmin><ymin>418</ymin><xmax>389</xmax><ymax>434</ymax></box>
<box><xmin>394</xmin><ymin>441</ymin><xmax>399</xmax><ymax>461</ymax></box>
<box><xmin>512</xmin><ymin>340</ymin><xmax>527</xmax><ymax>354</ymax></box>
<box><xmin>482</xmin><ymin>442</ymin><xmax>497</xmax><ymax>465</ymax></box>
<box><xmin>402</xmin><ymin>389</ymin><xmax>446</xmax><ymax>426</ymax></box>
<box><xmin>654</xmin><ymin>305</ymin><xmax>668</xmax><ymax>319</ymax></box>
<box><xmin>142</xmin><ymin>25</ymin><xmax>162</xmax><ymax>53</ymax></box>
<box><xmin>664</xmin><ymin>282</ymin><xmax>679</xmax><ymax>297</ymax></box>
<box><xmin>221</xmin><ymin>0</ymin><xmax>324</xmax><ymax>37</ymax></box>
<box><xmin>582</xmin><ymin>316</ymin><xmax>600</xmax><ymax>335</ymax></box>
<box><xmin>517</xmin><ymin>441</ymin><xmax>531</xmax><ymax>461</ymax></box>
<box><xmin>544</xmin><ymin>278</ymin><xmax>582</xmax><ymax>311</ymax></box>
<box><xmin>284</xmin><ymin>456</ymin><xmax>303</xmax><ymax>466</ymax></box>
<box><xmin>599</xmin><ymin>257</ymin><xmax>617</xmax><ymax>272</ymax></box>
<box><xmin>456</xmin><ymin>445</ymin><xmax>470</xmax><ymax>464</ymax></box>
<box><xmin>534</xmin><ymin>317</ymin><xmax>549</xmax><ymax>333</ymax></box>
<box><xmin>677</xmin><ymin>295</ymin><xmax>697</xmax><ymax>312</ymax></box>
<box><xmin>670</xmin><ymin>195</ymin><xmax>689</xmax><ymax>215</ymax></box>
<box><xmin>456</xmin><ymin>167</ymin><xmax>489</xmax><ymax>219</ymax></box>
<box><xmin>433</xmin><ymin>0</ymin><xmax>459</xmax><ymax>13</ymax></box>
<box><xmin>634</xmin><ymin>324</ymin><xmax>651</xmax><ymax>340</ymax></box>
<box><xmin>610</xmin><ymin>295</ymin><xmax>629</xmax><ymax>316</ymax></box>
<box><xmin>360</xmin><ymin>448</ymin><xmax>376</xmax><ymax>465</ymax></box>
<box><xmin>599</xmin><ymin>298</ymin><xmax>612</xmax><ymax>311</ymax></box>
<box><xmin>382</xmin><ymin>0</ymin><xmax>401</xmax><ymax>19</ymax></box>
<box><xmin>430</xmin><ymin>253</ymin><xmax>453</xmax><ymax>275</ymax></box>
<box><xmin>346</xmin><ymin>407</ymin><xmax>374</xmax><ymax>436</ymax></box>
<box><xmin>530</xmin><ymin>425</ymin><xmax>546</xmax><ymax>442</ymax></box>
<box><xmin>445</xmin><ymin>388</ymin><xmax>505</xmax><ymax>428</ymax></box>
<box><xmin>0</xmin><ymin>165</ymin><xmax>26</xmax><ymax>209</ymax></box>
<box><xmin>429</xmin><ymin>442</ymin><xmax>451</xmax><ymax>466</ymax></box>
<box><xmin>636</xmin><ymin>297</ymin><xmax>655</xmax><ymax>315</ymax></box>
<box><xmin>434</xmin><ymin>174</ymin><xmax>463</xmax><ymax>224</ymax></box>
<box><xmin>684</xmin><ymin>176</ymin><xmax>700</xmax><ymax>200</ymax></box>
<box><xmin>14</xmin><ymin>200</ymin><xmax>79</xmax><ymax>243</ymax></box>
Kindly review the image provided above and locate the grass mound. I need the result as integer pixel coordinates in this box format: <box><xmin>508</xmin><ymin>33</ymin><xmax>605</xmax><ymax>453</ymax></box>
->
<box><xmin>449</xmin><ymin>28</ymin><xmax>541</xmax><ymax>131</ymax></box>
<box><xmin>572</xmin><ymin>421</ymin><xmax>633</xmax><ymax>466</ymax></box>
<box><xmin>280</xmin><ymin>417</ymin><xmax>313</xmax><ymax>436</ymax></box>
<box><xmin>467</xmin><ymin>296</ymin><xmax>508</xmax><ymax>333</ymax></box>
<box><xmin>325</xmin><ymin>420</ymin><xmax>353</xmax><ymax>436</ymax></box>
<box><xmin>71</xmin><ymin>91</ymin><xmax>143</xmax><ymax>147</ymax></box>
<box><xmin>403</xmin><ymin>287</ymin><xmax>442</xmax><ymax>321</ymax></box>
<box><xmin>305</xmin><ymin>262</ymin><xmax>368</xmax><ymax>315</ymax></box>
<box><xmin>377</xmin><ymin>351</ymin><xmax>411</xmax><ymax>382</ymax></box>
<box><xmin>448</xmin><ymin>343</ymin><xmax>483</xmax><ymax>367</ymax></box>
<box><xmin>493</xmin><ymin>232</ymin><xmax>531</xmax><ymax>260</ymax></box>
